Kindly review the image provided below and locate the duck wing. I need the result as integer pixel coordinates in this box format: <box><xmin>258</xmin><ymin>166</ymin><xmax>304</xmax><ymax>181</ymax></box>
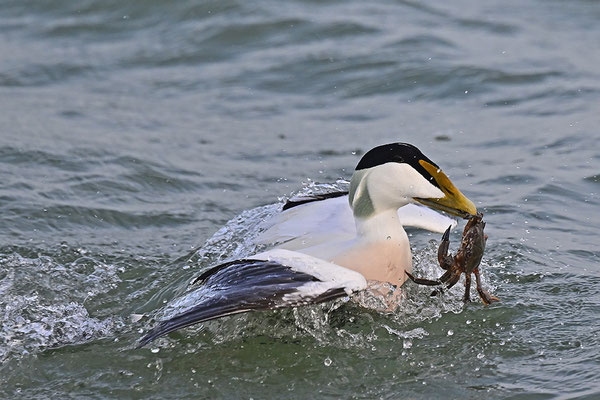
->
<box><xmin>137</xmin><ymin>249</ymin><xmax>366</xmax><ymax>347</ymax></box>
<box><xmin>257</xmin><ymin>194</ymin><xmax>356</xmax><ymax>250</ymax></box>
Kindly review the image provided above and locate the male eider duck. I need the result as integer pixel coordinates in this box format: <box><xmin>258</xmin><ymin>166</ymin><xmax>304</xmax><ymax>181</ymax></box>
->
<box><xmin>138</xmin><ymin>143</ymin><xmax>477</xmax><ymax>347</ymax></box>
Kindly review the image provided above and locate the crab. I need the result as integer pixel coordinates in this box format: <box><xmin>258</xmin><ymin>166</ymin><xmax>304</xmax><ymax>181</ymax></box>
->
<box><xmin>405</xmin><ymin>212</ymin><xmax>499</xmax><ymax>305</ymax></box>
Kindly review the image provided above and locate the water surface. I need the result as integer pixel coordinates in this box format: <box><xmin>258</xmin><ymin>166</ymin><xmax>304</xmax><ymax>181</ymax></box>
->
<box><xmin>1</xmin><ymin>0</ymin><xmax>599</xmax><ymax>398</ymax></box>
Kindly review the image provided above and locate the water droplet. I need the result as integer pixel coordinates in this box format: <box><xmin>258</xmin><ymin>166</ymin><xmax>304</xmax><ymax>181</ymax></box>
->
<box><xmin>447</xmin><ymin>330</ymin><xmax>454</xmax><ymax>336</ymax></box>
<box><xmin>386</xmin><ymin>236</ymin><xmax>391</xmax><ymax>240</ymax></box>
<box><xmin>477</xmin><ymin>352</ymin><xmax>484</xmax><ymax>359</ymax></box>
<box><xmin>324</xmin><ymin>357</ymin><xmax>332</xmax><ymax>367</ymax></box>
<box><xmin>466</xmin><ymin>320</ymin><xmax>472</xmax><ymax>325</ymax></box>
<box><xmin>131</xmin><ymin>314</ymin><xmax>144</xmax><ymax>323</ymax></box>
<box><xmin>151</xmin><ymin>348</ymin><xmax>160</xmax><ymax>354</ymax></box>
<box><xmin>403</xmin><ymin>340</ymin><xmax>412</xmax><ymax>349</ymax></box>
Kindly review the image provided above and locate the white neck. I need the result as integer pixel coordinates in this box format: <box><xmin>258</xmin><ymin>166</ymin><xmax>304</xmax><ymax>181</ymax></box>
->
<box><xmin>355</xmin><ymin>208</ymin><xmax>407</xmax><ymax>243</ymax></box>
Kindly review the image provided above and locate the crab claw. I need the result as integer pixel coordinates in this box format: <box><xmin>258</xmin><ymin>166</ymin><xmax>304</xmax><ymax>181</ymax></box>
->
<box><xmin>438</xmin><ymin>225</ymin><xmax>453</xmax><ymax>270</ymax></box>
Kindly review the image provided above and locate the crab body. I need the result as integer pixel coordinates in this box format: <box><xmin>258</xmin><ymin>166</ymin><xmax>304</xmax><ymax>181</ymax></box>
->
<box><xmin>406</xmin><ymin>213</ymin><xmax>499</xmax><ymax>305</ymax></box>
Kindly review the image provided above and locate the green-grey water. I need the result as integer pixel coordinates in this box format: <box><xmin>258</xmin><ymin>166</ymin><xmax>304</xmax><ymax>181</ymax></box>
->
<box><xmin>1</xmin><ymin>0</ymin><xmax>599</xmax><ymax>398</ymax></box>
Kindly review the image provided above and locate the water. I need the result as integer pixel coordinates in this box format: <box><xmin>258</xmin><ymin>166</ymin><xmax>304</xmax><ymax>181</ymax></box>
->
<box><xmin>1</xmin><ymin>0</ymin><xmax>599</xmax><ymax>398</ymax></box>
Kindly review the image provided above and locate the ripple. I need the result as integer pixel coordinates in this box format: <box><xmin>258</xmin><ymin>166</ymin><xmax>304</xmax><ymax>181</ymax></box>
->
<box><xmin>339</xmin><ymin>66</ymin><xmax>560</xmax><ymax>100</ymax></box>
<box><xmin>123</xmin><ymin>17</ymin><xmax>378</xmax><ymax>69</ymax></box>
<box><xmin>6</xmin><ymin>204</ymin><xmax>195</xmax><ymax>231</ymax></box>
<box><xmin>479</xmin><ymin>174</ymin><xmax>539</xmax><ymax>186</ymax></box>
<box><xmin>486</xmin><ymin>87</ymin><xmax>596</xmax><ymax>107</ymax></box>
<box><xmin>42</xmin><ymin>15</ymin><xmax>135</xmax><ymax>41</ymax></box>
<box><xmin>397</xmin><ymin>1</ymin><xmax>518</xmax><ymax>34</ymax></box>
<box><xmin>537</xmin><ymin>183</ymin><xmax>581</xmax><ymax>199</ymax></box>
<box><xmin>583</xmin><ymin>174</ymin><xmax>600</xmax><ymax>184</ymax></box>
<box><xmin>0</xmin><ymin>146</ymin><xmax>93</xmax><ymax>172</ymax></box>
<box><xmin>385</xmin><ymin>34</ymin><xmax>456</xmax><ymax>49</ymax></box>
<box><xmin>457</xmin><ymin>17</ymin><xmax>517</xmax><ymax>34</ymax></box>
<box><xmin>0</xmin><ymin>146</ymin><xmax>205</xmax><ymax>234</ymax></box>
<box><xmin>0</xmin><ymin>61</ymin><xmax>96</xmax><ymax>88</ymax></box>
<box><xmin>481</xmin><ymin>70</ymin><xmax>561</xmax><ymax>85</ymax></box>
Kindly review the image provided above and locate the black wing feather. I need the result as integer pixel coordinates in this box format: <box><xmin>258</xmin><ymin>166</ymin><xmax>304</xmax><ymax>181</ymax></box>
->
<box><xmin>137</xmin><ymin>259</ymin><xmax>346</xmax><ymax>347</ymax></box>
<box><xmin>282</xmin><ymin>191</ymin><xmax>348</xmax><ymax>211</ymax></box>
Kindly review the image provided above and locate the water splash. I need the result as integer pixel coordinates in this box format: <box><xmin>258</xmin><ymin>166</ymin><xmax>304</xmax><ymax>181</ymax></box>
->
<box><xmin>285</xmin><ymin>179</ymin><xmax>350</xmax><ymax>201</ymax></box>
<box><xmin>0</xmin><ymin>250</ymin><xmax>124</xmax><ymax>363</ymax></box>
<box><xmin>193</xmin><ymin>203</ymin><xmax>280</xmax><ymax>265</ymax></box>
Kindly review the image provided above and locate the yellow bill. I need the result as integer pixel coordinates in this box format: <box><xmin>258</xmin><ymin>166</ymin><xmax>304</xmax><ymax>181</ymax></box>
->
<box><xmin>415</xmin><ymin>160</ymin><xmax>477</xmax><ymax>219</ymax></box>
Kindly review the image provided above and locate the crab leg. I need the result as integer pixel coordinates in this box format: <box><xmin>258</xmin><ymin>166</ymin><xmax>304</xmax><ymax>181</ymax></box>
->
<box><xmin>431</xmin><ymin>271</ymin><xmax>461</xmax><ymax>297</ymax></box>
<box><xmin>463</xmin><ymin>274</ymin><xmax>472</xmax><ymax>303</ymax></box>
<box><xmin>474</xmin><ymin>268</ymin><xmax>500</xmax><ymax>305</ymax></box>
<box><xmin>405</xmin><ymin>271</ymin><xmax>441</xmax><ymax>286</ymax></box>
